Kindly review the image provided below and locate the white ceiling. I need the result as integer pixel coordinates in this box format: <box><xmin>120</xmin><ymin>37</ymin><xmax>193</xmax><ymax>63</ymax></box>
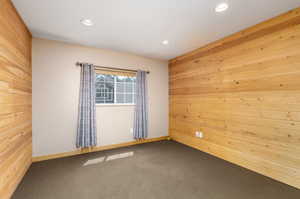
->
<box><xmin>12</xmin><ymin>0</ymin><xmax>300</xmax><ymax>60</ymax></box>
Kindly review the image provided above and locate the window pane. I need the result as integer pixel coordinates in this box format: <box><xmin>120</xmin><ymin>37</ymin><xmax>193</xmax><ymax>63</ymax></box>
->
<box><xmin>133</xmin><ymin>82</ymin><xmax>136</xmax><ymax>91</ymax></box>
<box><xmin>125</xmin><ymin>77</ymin><xmax>133</xmax><ymax>82</ymax></box>
<box><xmin>96</xmin><ymin>81</ymin><xmax>105</xmax><ymax>89</ymax></box>
<box><xmin>95</xmin><ymin>73</ymin><xmax>136</xmax><ymax>104</ymax></box>
<box><xmin>96</xmin><ymin>99</ymin><xmax>104</xmax><ymax>103</ymax></box>
<box><xmin>125</xmin><ymin>94</ymin><xmax>133</xmax><ymax>103</ymax></box>
<box><xmin>105</xmin><ymin>82</ymin><xmax>114</xmax><ymax>92</ymax></box>
<box><xmin>125</xmin><ymin>83</ymin><xmax>133</xmax><ymax>92</ymax></box>
<box><xmin>105</xmin><ymin>93</ymin><xmax>114</xmax><ymax>103</ymax></box>
<box><xmin>105</xmin><ymin>75</ymin><xmax>114</xmax><ymax>82</ymax></box>
<box><xmin>116</xmin><ymin>76</ymin><xmax>126</xmax><ymax>82</ymax></box>
<box><xmin>96</xmin><ymin>74</ymin><xmax>105</xmax><ymax>82</ymax></box>
<box><xmin>116</xmin><ymin>93</ymin><xmax>124</xmax><ymax>103</ymax></box>
<box><xmin>116</xmin><ymin>82</ymin><xmax>124</xmax><ymax>93</ymax></box>
<box><xmin>95</xmin><ymin>74</ymin><xmax>115</xmax><ymax>104</ymax></box>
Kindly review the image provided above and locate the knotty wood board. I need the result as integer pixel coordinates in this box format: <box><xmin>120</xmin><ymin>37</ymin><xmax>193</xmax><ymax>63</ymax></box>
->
<box><xmin>169</xmin><ymin>7</ymin><xmax>300</xmax><ymax>189</ymax></box>
<box><xmin>0</xmin><ymin>0</ymin><xmax>32</xmax><ymax>198</ymax></box>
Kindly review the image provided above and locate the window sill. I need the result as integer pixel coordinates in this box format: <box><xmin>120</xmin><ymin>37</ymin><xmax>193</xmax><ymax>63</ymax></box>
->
<box><xmin>96</xmin><ymin>103</ymin><xmax>135</xmax><ymax>107</ymax></box>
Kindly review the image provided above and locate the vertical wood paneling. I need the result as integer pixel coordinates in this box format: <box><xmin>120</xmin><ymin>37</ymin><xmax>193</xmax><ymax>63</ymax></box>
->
<box><xmin>0</xmin><ymin>0</ymin><xmax>32</xmax><ymax>198</ymax></box>
<box><xmin>169</xmin><ymin>7</ymin><xmax>300</xmax><ymax>189</ymax></box>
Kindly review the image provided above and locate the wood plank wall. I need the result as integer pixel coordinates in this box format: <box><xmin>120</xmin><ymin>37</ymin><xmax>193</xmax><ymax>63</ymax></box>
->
<box><xmin>0</xmin><ymin>0</ymin><xmax>32</xmax><ymax>198</ymax></box>
<box><xmin>169</xmin><ymin>7</ymin><xmax>300</xmax><ymax>189</ymax></box>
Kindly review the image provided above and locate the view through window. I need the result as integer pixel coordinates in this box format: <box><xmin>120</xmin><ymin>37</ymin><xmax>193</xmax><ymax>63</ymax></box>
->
<box><xmin>95</xmin><ymin>73</ymin><xmax>136</xmax><ymax>104</ymax></box>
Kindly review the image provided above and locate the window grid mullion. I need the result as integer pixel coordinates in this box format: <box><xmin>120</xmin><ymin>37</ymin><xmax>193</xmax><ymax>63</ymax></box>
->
<box><xmin>103</xmin><ymin>78</ymin><xmax>106</xmax><ymax>103</ymax></box>
<box><xmin>114</xmin><ymin>76</ymin><xmax>117</xmax><ymax>104</ymax></box>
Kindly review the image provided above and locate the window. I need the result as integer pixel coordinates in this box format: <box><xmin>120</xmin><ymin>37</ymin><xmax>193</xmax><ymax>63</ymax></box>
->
<box><xmin>95</xmin><ymin>73</ymin><xmax>136</xmax><ymax>105</ymax></box>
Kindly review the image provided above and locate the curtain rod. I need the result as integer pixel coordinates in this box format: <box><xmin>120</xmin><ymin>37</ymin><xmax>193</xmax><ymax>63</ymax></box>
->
<box><xmin>76</xmin><ymin>62</ymin><xmax>150</xmax><ymax>74</ymax></box>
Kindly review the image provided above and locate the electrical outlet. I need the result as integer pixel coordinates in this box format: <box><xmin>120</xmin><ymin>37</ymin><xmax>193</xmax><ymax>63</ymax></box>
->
<box><xmin>199</xmin><ymin>132</ymin><xmax>203</xmax><ymax>138</ymax></box>
<box><xmin>195</xmin><ymin>131</ymin><xmax>204</xmax><ymax>138</ymax></box>
<box><xmin>130</xmin><ymin>128</ymin><xmax>133</xmax><ymax>133</ymax></box>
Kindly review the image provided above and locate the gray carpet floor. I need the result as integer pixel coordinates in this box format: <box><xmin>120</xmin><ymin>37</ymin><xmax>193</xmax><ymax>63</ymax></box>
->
<box><xmin>13</xmin><ymin>141</ymin><xmax>300</xmax><ymax>199</ymax></box>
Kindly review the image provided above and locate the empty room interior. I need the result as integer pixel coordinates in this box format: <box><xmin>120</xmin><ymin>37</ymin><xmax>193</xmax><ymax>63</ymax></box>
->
<box><xmin>1</xmin><ymin>0</ymin><xmax>300</xmax><ymax>198</ymax></box>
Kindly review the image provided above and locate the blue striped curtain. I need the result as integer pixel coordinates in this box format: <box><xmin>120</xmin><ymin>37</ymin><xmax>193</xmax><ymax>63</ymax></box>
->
<box><xmin>76</xmin><ymin>63</ymin><xmax>97</xmax><ymax>148</ymax></box>
<box><xmin>133</xmin><ymin>70</ymin><xmax>148</xmax><ymax>139</ymax></box>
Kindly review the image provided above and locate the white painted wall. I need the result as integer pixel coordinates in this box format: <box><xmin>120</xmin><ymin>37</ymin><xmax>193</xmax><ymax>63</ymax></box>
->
<box><xmin>32</xmin><ymin>38</ymin><xmax>169</xmax><ymax>157</ymax></box>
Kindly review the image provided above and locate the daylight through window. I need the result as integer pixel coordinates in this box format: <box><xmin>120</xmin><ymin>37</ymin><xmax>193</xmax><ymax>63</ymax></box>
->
<box><xmin>95</xmin><ymin>73</ymin><xmax>136</xmax><ymax>104</ymax></box>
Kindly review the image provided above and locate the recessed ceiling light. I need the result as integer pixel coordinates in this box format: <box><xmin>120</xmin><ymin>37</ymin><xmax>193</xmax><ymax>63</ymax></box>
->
<box><xmin>80</xmin><ymin>19</ymin><xmax>94</xmax><ymax>26</ymax></box>
<box><xmin>162</xmin><ymin>40</ymin><xmax>169</xmax><ymax>45</ymax></box>
<box><xmin>215</xmin><ymin>3</ymin><xmax>228</xmax><ymax>13</ymax></box>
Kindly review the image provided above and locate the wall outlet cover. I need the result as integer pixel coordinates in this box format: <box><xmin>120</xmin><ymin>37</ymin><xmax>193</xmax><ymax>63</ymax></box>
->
<box><xmin>195</xmin><ymin>131</ymin><xmax>204</xmax><ymax>138</ymax></box>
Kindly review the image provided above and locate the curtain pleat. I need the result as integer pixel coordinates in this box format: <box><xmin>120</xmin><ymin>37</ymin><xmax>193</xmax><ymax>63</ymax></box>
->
<box><xmin>76</xmin><ymin>63</ymin><xmax>97</xmax><ymax>148</ymax></box>
<box><xmin>133</xmin><ymin>70</ymin><xmax>148</xmax><ymax>139</ymax></box>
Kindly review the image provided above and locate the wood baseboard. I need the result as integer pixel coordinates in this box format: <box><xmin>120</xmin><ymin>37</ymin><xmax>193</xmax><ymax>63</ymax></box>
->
<box><xmin>32</xmin><ymin>136</ymin><xmax>169</xmax><ymax>162</ymax></box>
